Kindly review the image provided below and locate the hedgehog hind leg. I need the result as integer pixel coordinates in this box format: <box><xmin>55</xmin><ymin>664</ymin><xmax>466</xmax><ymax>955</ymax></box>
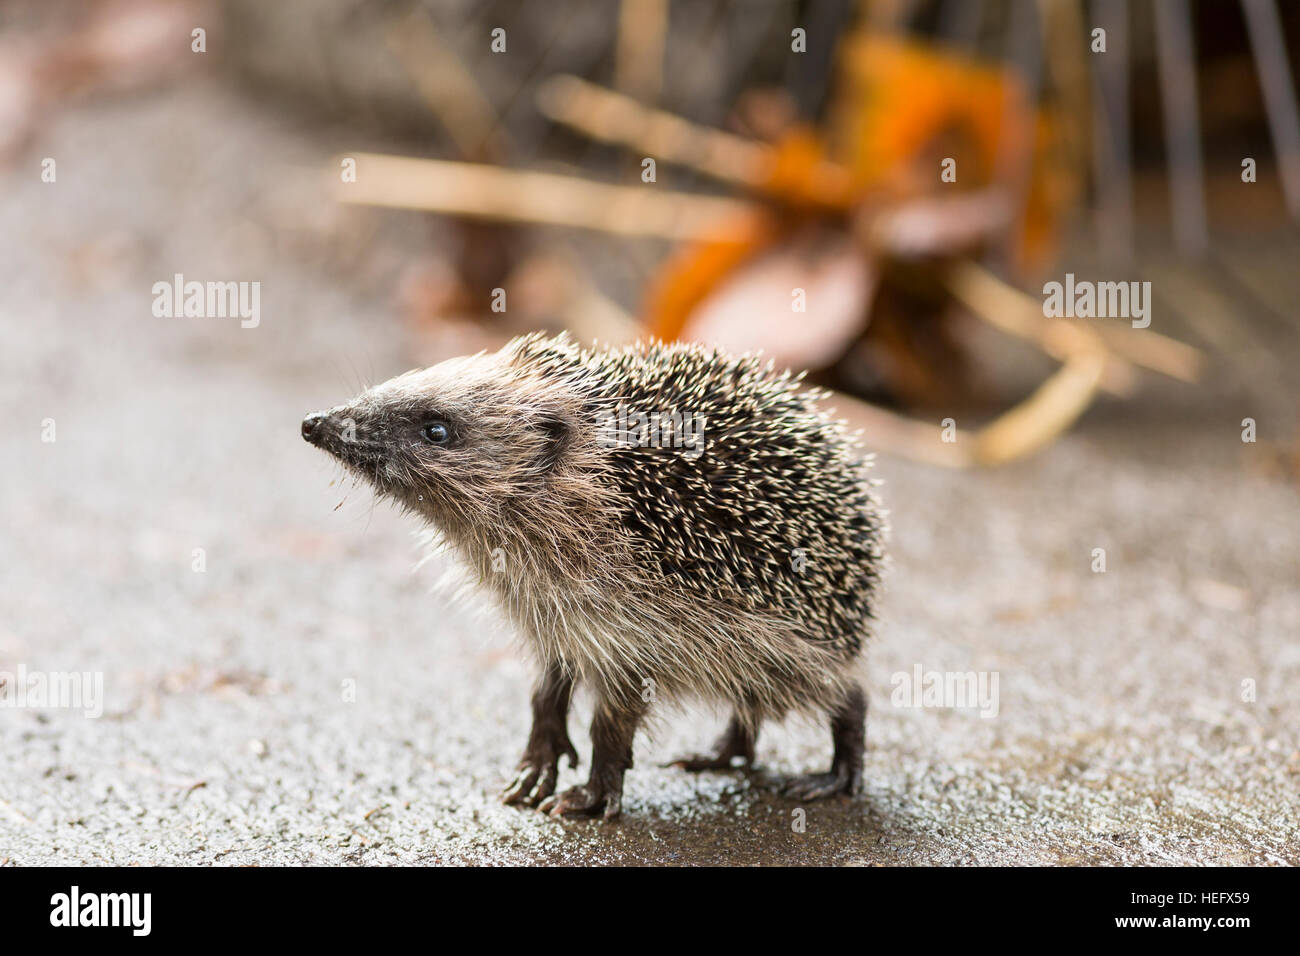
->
<box><xmin>783</xmin><ymin>684</ymin><xmax>866</xmax><ymax>800</ymax></box>
<box><xmin>665</xmin><ymin>713</ymin><xmax>757</xmax><ymax>772</ymax></box>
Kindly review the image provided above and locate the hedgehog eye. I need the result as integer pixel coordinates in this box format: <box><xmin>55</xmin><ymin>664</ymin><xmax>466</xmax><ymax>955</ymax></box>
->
<box><xmin>422</xmin><ymin>421</ymin><xmax>451</xmax><ymax>445</ymax></box>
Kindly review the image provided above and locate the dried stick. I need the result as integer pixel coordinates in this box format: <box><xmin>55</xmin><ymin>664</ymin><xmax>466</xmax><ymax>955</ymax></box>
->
<box><xmin>615</xmin><ymin>0</ymin><xmax>668</xmax><ymax>103</ymax></box>
<box><xmin>1241</xmin><ymin>0</ymin><xmax>1300</xmax><ymax>219</ymax></box>
<box><xmin>828</xmin><ymin>349</ymin><xmax>1105</xmax><ymax>469</ymax></box>
<box><xmin>972</xmin><ymin>350</ymin><xmax>1107</xmax><ymax>466</ymax></box>
<box><xmin>1153</xmin><ymin>0</ymin><xmax>1209</xmax><ymax>255</ymax></box>
<box><xmin>387</xmin><ymin>8</ymin><xmax>504</xmax><ymax>159</ymax></box>
<box><xmin>333</xmin><ymin>152</ymin><xmax>760</xmax><ymax>241</ymax></box>
<box><xmin>1090</xmin><ymin>0</ymin><xmax>1134</xmax><ymax>263</ymax></box>
<box><xmin>946</xmin><ymin>260</ymin><xmax>1204</xmax><ymax>384</ymax></box>
<box><xmin>536</xmin><ymin>74</ymin><xmax>770</xmax><ymax>188</ymax></box>
<box><xmin>824</xmin><ymin>389</ymin><xmax>973</xmax><ymax>469</ymax></box>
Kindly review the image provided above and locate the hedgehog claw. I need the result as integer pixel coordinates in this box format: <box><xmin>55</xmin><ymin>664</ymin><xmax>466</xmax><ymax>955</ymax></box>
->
<box><xmin>782</xmin><ymin>765</ymin><xmax>861</xmax><ymax>801</ymax></box>
<box><xmin>539</xmin><ymin>783</ymin><xmax>620</xmax><ymax>819</ymax></box>
<box><xmin>502</xmin><ymin>761</ymin><xmax>554</xmax><ymax>807</ymax></box>
<box><xmin>502</xmin><ymin>742</ymin><xmax>578</xmax><ymax>807</ymax></box>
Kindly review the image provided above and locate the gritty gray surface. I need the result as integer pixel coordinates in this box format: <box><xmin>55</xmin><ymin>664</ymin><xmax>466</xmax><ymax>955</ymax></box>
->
<box><xmin>1</xmin><ymin>80</ymin><xmax>1298</xmax><ymax>866</ymax></box>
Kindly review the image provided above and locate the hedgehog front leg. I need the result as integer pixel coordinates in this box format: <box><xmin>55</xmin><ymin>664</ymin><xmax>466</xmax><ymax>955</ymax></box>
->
<box><xmin>783</xmin><ymin>684</ymin><xmax>866</xmax><ymax>800</ymax></box>
<box><xmin>540</xmin><ymin>696</ymin><xmax>645</xmax><ymax>820</ymax></box>
<box><xmin>502</xmin><ymin>661</ymin><xmax>579</xmax><ymax>808</ymax></box>
<box><xmin>667</xmin><ymin>713</ymin><xmax>757</xmax><ymax>771</ymax></box>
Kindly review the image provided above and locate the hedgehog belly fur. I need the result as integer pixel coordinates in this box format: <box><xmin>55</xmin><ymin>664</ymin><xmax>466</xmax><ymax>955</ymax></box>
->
<box><xmin>479</xmin><ymin>564</ymin><xmax>857</xmax><ymax>726</ymax></box>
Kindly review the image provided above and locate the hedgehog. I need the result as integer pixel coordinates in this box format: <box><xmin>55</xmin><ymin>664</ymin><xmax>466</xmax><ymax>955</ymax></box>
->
<box><xmin>301</xmin><ymin>333</ymin><xmax>886</xmax><ymax>819</ymax></box>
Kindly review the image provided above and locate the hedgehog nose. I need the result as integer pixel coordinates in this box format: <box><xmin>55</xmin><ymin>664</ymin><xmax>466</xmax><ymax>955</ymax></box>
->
<box><xmin>301</xmin><ymin>411</ymin><xmax>328</xmax><ymax>443</ymax></box>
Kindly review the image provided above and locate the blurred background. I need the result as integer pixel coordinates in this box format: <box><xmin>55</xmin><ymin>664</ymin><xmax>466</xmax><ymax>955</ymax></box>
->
<box><xmin>0</xmin><ymin>0</ymin><xmax>1297</xmax><ymax>865</ymax></box>
<box><xmin>7</xmin><ymin>0</ymin><xmax>1300</xmax><ymax>438</ymax></box>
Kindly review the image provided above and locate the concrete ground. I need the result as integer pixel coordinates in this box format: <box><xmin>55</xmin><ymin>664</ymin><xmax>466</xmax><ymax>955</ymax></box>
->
<box><xmin>1</xmin><ymin>80</ymin><xmax>1297</xmax><ymax>865</ymax></box>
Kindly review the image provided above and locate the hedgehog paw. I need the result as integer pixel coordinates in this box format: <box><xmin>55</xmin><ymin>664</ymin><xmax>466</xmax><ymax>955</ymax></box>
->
<box><xmin>666</xmin><ymin>716</ymin><xmax>755</xmax><ymax>772</ymax></box>
<box><xmin>502</xmin><ymin>741</ymin><xmax>579</xmax><ymax>808</ymax></box>
<box><xmin>782</xmin><ymin>765</ymin><xmax>861</xmax><ymax>801</ymax></box>
<box><xmin>666</xmin><ymin>751</ymin><xmax>751</xmax><ymax>772</ymax></box>
<box><xmin>539</xmin><ymin>782</ymin><xmax>623</xmax><ymax>820</ymax></box>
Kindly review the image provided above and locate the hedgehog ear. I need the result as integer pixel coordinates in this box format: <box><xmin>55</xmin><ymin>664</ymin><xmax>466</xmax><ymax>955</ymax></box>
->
<box><xmin>533</xmin><ymin>407</ymin><xmax>573</xmax><ymax>472</ymax></box>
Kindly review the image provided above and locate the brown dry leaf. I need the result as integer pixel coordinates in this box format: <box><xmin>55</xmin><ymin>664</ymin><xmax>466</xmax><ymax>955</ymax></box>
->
<box><xmin>862</xmin><ymin>190</ymin><xmax>1014</xmax><ymax>261</ymax></box>
<box><xmin>680</xmin><ymin>227</ymin><xmax>874</xmax><ymax>372</ymax></box>
<box><xmin>827</xmin><ymin>33</ymin><xmax>1064</xmax><ymax>268</ymax></box>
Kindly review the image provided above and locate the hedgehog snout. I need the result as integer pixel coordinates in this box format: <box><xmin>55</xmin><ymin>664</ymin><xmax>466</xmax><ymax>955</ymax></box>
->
<box><xmin>301</xmin><ymin>409</ymin><xmax>353</xmax><ymax>449</ymax></box>
<box><xmin>301</xmin><ymin>411</ymin><xmax>328</xmax><ymax>443</ymax></box>
<box><xmin>302</xmin><ymin>408</ymin><xmax>378</xmax><ymax>468</ymax></box>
